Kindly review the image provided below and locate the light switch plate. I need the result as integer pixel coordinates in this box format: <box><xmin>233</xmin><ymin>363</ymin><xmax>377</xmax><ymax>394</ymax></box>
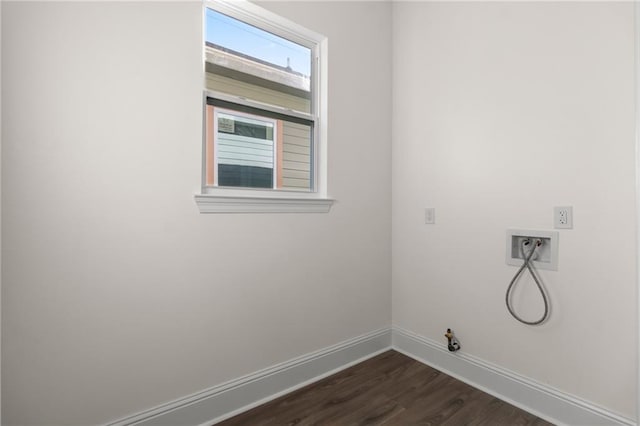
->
<box><xmin>425</xmin><ymin>208</ymin><xmax>435</xmax><ymax>224</ymax></box>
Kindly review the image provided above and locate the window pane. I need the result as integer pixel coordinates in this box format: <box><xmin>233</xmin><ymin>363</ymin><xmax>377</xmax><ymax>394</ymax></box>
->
<box><xmin>218</xmin><ymin>164</ymin><xmax>273</xmax><ymax>188</ymax></box>
<box><xmin>216</xmin><ymin>111</ymin><xmax>275</xmax><ymax>189</ymax></box>
<box><xmin>205</xmin><ymin>8</ymin><xmax>311</xmax><ymax>113</ymax></box>
<box><xmin>205</xmin><ymin>101</ymin><xmax>313</xmax><ymax>192</ymax></box>
<box><xmin>206</xmin><ymin>8</ymin><xmax>311</xmax><ymax>78</ymax></box>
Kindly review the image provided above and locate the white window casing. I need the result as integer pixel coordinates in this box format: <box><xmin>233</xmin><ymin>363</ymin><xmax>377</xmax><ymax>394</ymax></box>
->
<box><xmin>195</xmin><ymin>0</ymin><xmax>332</xmax><ymax>213</ymax></box>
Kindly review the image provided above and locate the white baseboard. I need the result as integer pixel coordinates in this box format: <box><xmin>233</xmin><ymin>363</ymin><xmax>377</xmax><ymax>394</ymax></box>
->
<box><xmin>105</xmin><ymin>327</ymin><xmax>392</xmax><ymax>426</ymax></box>
<box><xmin>392</xmin><ymin>327</ymin><xmax>635</xmax><ymax>426</ymax></box>
<box><xmin>107</xmin><ymin>326</ymin><xmax>635</xmax><ymax>426</ymax></box>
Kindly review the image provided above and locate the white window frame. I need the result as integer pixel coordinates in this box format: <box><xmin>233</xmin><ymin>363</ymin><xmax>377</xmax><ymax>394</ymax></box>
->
<box><xmin>195</xmin><ymin>0</ymin><xmax>332</xmax><ymax>213</ymax></box>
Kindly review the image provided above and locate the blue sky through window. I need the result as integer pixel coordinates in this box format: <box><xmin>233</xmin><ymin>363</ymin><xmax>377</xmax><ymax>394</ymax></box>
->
<box><xmin>206</xmin><ymin>8</ymin><xmax>311</xmax><ymax>77</ymax></box>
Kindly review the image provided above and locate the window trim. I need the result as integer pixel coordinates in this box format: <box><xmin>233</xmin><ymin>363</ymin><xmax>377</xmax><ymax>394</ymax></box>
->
<box><xmin>194</xmin><ymin>194</ymin><xmax>333</xmax><ymax>214</ymax></box>
<box><xmin>196</xmin><ymin>0</ymin><xmax>332</xmax><ymax>213</ymax></box>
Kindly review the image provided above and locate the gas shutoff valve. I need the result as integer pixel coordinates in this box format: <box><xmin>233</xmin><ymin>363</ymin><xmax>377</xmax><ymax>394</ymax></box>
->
<box><xmin>445</xmin><ymin>328</ymin><xmax>461</xmax><ymax>352</ymax></box>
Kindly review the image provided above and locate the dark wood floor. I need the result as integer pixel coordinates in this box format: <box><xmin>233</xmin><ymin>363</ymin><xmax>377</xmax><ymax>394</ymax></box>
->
<box><xmin>217</xmin><ymin>350</ymin><xmax>553</xmax><ymax>426</ymax></box>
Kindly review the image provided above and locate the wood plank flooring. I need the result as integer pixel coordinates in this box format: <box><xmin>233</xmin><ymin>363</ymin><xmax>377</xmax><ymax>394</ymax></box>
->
<box><xmin>217</xmin><ymin>350</ymin><xmax>553</xmax><ymax>426</ymax></box>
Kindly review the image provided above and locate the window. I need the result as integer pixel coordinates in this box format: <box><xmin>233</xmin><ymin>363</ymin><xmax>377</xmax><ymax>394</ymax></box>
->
<box><xmin>205</xmin><ymin>99</ymin><xmax>314</xmax><ymax>191</ymax></box>
<box><xmin>196</xmin><ymin>0</ymin><xmax>332</xmax><ymax>213</ymax></box>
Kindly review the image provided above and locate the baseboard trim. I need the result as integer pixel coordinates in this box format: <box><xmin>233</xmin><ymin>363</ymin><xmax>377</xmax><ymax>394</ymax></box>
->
<box><xmin>392</xmin><ymin>326</ymin><xmax>635</xmax><ymax>426</ymax></box>
<box><xmin>107</xmin><ymin>326</ymin><xmax>634</xmax><ymax>426</ymax></box>
<box><xmin>106</xmin><ymin>327</ymin><xmax>392</xmax><ymax>426</ymax></box>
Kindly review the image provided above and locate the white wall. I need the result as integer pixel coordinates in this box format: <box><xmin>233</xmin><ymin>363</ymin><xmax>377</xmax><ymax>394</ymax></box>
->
<box><xmin>1</xmin><ymin>1</ymin><xmax>392</xmax><ymax>424</ymax></box>
<box><xmin>392</xmin><ymin>1</ymin><xmax>637</xmax><ymax>420</ymax></box>
<box><xmin>4</xmin><ymin>0</ymin><xmax>638</xmax><ymax>424</ymax></box>
<box><xmin>1</xmin><ymin>0</ymin><xmax>3</xmax><ymax>421</ymax></box>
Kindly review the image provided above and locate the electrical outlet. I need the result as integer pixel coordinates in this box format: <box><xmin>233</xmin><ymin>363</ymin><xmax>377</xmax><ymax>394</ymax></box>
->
<box><xmin>425</xmin><ymin>208</ymin><xmax>435</xmax><ymax>224</ymax></box>
<box><xmin>554</xmin><ymin>206</ymin><xmax>573</xmax><ymax>229</ymax></box>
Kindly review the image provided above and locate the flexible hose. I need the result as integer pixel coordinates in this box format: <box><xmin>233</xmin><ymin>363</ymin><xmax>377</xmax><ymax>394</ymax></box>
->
<box><xmin>505</xmin><ymin>239</ymin><xmax>550</xmax><ymax>325</ymax></box>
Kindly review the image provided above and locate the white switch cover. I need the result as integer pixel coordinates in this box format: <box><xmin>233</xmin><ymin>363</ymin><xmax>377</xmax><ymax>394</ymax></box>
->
<box><xmin>425</xmin><ymin>208</ymin><xmax>435</xmax><ymax>224</ymax></box>
<box><xmin>554</xmin><ymin>206</ymin><xmax>573</xmax><ymax>229</ymax></box>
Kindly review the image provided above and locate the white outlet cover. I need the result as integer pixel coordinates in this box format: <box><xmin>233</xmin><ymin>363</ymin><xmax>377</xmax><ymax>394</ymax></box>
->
<box><xmin>554</xmin><ymin>206</ymin><xmax>573</xmax><ymax>229</ymax></box>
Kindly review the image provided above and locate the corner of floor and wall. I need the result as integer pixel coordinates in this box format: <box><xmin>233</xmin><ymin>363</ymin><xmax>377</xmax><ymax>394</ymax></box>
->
<box><xmin>1</xmin><ymin>1</ymin><xmax>639</xmax><ymax>426</ymax></box>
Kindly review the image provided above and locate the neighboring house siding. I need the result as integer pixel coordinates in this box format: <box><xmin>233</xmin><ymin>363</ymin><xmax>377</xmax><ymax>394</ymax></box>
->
<box><xmin>217</xmin><ymin>133</ymin><xmax>274</xmax><ymax>169</ymax></box>
<box><xmin>282</xmin><ymin>121</ymin><xmax>311</xmax><ymax>189</ymax></box>
<box><xmin>206</xmin><ymin>73</ymin><xmax>310</xmax><ymax>113</ymax></box>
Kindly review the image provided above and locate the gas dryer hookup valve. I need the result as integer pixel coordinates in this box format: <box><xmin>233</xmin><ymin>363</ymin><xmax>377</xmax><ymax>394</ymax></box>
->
<box><xmin>445</xmin><ymin>328</ymin><xmax>461</xmax><ymax>352</ymax></box>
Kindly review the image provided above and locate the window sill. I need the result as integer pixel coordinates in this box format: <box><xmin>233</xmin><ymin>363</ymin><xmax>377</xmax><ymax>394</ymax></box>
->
<box><xmin>194</xmin><ymin>194</ymin><xmax>334</xmax><ymax>213</ymax></box>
